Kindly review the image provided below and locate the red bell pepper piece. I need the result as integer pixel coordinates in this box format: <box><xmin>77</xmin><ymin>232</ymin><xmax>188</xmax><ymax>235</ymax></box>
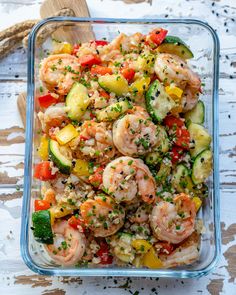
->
<box><xmin>149</xmin><ymin>28</ymin><xmax>168</xmax><ymax>46</ymax></box>
<box><xmin>91</xmin><ymin>65</ymin><xmax>112</xmax><ymax>76</ymax></box>
<box><xmin>79</xmin><ymin>54</ymin><xmax>101</xmax><ymax>67</ymax></box>
<box><xmin>121</xmin><ymin>68</ymin><xmax>135</xmax><ymax>83</ymax></box>
<box><xmin>96</xmin><ymin>242</ymin><xmax>113</xmax><ymax>264</ymax></box>
<box><xmin>34</xmin><ymin>161</ymin><xmax>57</xmax><ymax>181</ymax></box>
<box><xmin>91</xmin><ymin>40</ymin><xmax>109</xmax><ymax>46</ymax></box>
<box><xmin>68</xmin><ymin>216</ymin><xmax>85</xmax><ymax>232</ymax></box>
<box><xmin>38</xmin><ymin>94</ymin><xmax>58</xmax><ymax>108</ymax></box>
<box><xmin>34</xmin><ymin>199</ymin><xmax>51</xmax><ymax>211</ymax></box>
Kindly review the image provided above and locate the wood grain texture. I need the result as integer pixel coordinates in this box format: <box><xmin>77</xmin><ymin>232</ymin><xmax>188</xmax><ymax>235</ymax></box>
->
<box><xmin>0</xmin><ymin>0</ymin><xmax>236</xmax><ymax>294</ymax></box>
<box><xmin>17</xmin><ymin>93</ymin><xmax>26</xmax><ymax>128</ymax></box>
<box><xmin>40</xmin><ymin>0</ymin><xmax>94</xmax><ymax>42</ymax></box>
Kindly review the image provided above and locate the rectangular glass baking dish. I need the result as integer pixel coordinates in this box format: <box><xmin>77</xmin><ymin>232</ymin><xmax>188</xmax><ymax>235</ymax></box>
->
<box><xmin>21</xmin><ymin>17</ymin><xmax>220</xmax><ymax>278</ymax></box>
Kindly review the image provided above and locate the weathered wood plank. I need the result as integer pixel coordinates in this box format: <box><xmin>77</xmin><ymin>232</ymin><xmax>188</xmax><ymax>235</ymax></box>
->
<box><xmin>0</xmin><ymin>187</ymin><xmax>234</xmax><ymax>293</ymax></box>
<box><xmin>0</xmin><ymin>0</ymin><xmax>236</xmax><ymax>295</ymax></box>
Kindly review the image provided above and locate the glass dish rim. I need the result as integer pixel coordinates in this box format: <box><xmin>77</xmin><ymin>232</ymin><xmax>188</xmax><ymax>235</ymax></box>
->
<box><xmin>21</xmin><ymin>16</ymin><xmax>220</xmax><ymax>278</ymax></box>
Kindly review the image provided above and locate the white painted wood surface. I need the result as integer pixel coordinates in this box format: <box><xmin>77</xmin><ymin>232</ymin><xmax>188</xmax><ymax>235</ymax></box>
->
<box><xmin>0</xmin><ymin>0</ymin><xmax>236</xmax><ymax>294</ymax></box>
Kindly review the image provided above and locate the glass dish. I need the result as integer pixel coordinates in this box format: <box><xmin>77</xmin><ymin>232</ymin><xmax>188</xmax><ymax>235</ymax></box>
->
<box><xmin>21</xmin><ymin>17</ymin><xmax>220</xmax><ymax>278</ymax></box>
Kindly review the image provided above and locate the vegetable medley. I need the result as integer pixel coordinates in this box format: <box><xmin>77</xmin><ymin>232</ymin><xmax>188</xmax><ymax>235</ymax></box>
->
<box><xmin>32</xmin><ymin>28</ymin><xmax>213</xmax><ymax>269</ymax></box>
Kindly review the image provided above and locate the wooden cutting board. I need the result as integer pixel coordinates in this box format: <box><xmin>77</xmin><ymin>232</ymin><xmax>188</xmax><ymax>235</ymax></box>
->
<box><xmin>17</xmin><ymin>0</ymin><xmax>92</xmax><ymax>128</ymax></box>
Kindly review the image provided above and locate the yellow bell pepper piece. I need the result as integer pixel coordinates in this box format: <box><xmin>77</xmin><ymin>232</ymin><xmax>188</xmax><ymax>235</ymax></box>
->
<box><xmin>192</xmin><ymin>196</ymin><xmax>202</xmax><ymax>212</ymax></box>
<box><xmin>165</xmin><ymin>85</ymin><xmax>183</xmax><ymax>99</ymax></box>
<box><xmin>49</xmin><ymin>208</ymin><xmax>55</xmax><ymax>225</ymax></box>
<box><xmin>52</xmin><ymin>41</ymin><xmax>73</xmax><ymax>54</ymax></box>
<box><xmin>142</xmin><ymin>247</ymin><xmax>163</xmax><ymax>269</ymax></box>
<box><xmin>73</xmin><ymin>159</ymin><xmax>90</xmax><ymax>177</ymax></box>
<box><xmin>130</xmin><ymin>77</ymin><xmax>151</xmax><ymax>96</ymax></box>
<box><xmin>131</xmin><ymin>239</ymin><xmax>152</xmax><ymax>253</ymax></box>
<box><xmin>56</xmin><ymin>124</ymin><xmax>79</xmax><ymax>145</ymax></box>
<box><xmin>50</xmin><ymin>206</ymin><xmax>73</xmax><ymax>224</ymax></box>
<box><xmin>37</xmin><ymin>136</ymin><xmax>49</xmax><ymax>160</ymax></box>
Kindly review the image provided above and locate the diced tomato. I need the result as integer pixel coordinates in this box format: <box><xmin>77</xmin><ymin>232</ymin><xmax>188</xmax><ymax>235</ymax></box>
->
<box><xmin>79</xmin><ymin>54</ymin><xmax>101</xmax><ymax>67</ymax></box>
<box><xmin>91</xmin><ymin>65</ymin><xmax>112</xmax><ymax>76</ymax></box>
<box><xmin>121</xmin><ymin>68</ymin><xmax>135</xmax><ymax>83</ymax></box>
<box><xmin>156</xmin><ymin>242</ymin><xmax>174</xmax><ymax>255</ymax></box>
<box><xmin>99</xmin><ymin>90</ymin><xmax>110</xmax><ymax>100</ymax></box>
<box><xmin>80</xmin><ymin>135</ymin><xmax>90</xmax><ymax>141</ymax></box>
<box><xmin>96</xmin><ymin>242</ymin><xmax>113</xmax><ymax>264</ymax></box>
<box><xmin>68</xmin><ymin>215</ymin><xmax>85</xmax><ymax>232</ymax></box>
<box><xmin>163</xmin><ymin>115</ymin><xmax>184</xmax><ymax>129</ymax></box>
<box><xmin>91</xmin><ymin>40</ymin><xmax>109</xmax><ymax>46</ymax></box>
<box><xmin>174</xmin><ymin>127</ymin><xmax>190</xmax><ymax>150</ymax></box>
<box><xmin>38</xmin><ymin>94</ymin><xmax>58</xmax><ymax>108</ymax></box>
<box><xmin>148</xmin><ymin>28</ymin><xmax>168</xmax><ymax>46</ymax></box>
<box><xmin>170</xmin><ymin>146</ymin><xmax>185</xmax><ymax>164</ymax></box>
<box><xmin>89</xmin><ymin>166</ymin><xmax>104</xmax><ymax>188</ymax></box>
<box><xmin>72</xmin><ymin>43</ymin><xmax>81</xmax><ymax>55</ymax></box>
<box><xmin>34</xmin><ymin>199</ymin><xmax>50</xmax><ymax>211</ymax></box>
<box><xmin>34</xmin><ymin>161</ymin><xmax>57</xmax><ymax>181</ymax></box>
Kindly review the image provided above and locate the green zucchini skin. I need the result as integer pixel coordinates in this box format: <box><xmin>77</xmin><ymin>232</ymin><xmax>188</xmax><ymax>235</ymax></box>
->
<box><xmin>65</xmin><ymin>82</ymin><xmax>90</xmax><ymax>121</ymax></box>
<box><xmin>49</xmin><ymin>139</ymin><xmax>72</xmax><ymax>174</ymax></box>
<box><xmin>158</xmin><ymin>35</ymin><xmax>194</xmax><ymax>59</ymax></box>
<box><xmin>145</xmin><ymin>80</ymin><xmax>176</xmax><ymax>123</ymax></box>
<box><xmin>171</xmin><ymin>164</ymin><xmax>194</xmax><ymax>193</ymax></box>
<box><xmin>188</xmin><ymin>122</ymin><xmax>211</xmax><ymax>158</ymax></box>
<box><xmin>184</xmin><ymin>100</ymin><xmax>205</xmax><ymax>125</ymax></box>
<box><xmin>192</xmin><ymin>149</ymin><xmax>213</xmax><ymax>185</ymax></box>
<box><xmin>32</xmin><ymin>210</ymin><xmax>53</xmax><ymax>244</ymax></box>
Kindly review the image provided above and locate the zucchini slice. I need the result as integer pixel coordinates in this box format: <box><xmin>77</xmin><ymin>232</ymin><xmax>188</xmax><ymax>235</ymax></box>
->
<box><xmin>96</xmin><ymin>100</ymin><xmax>132</xmax><ymax>122</ymax></box>
<box><xmin>192</xmin><ymin>149</ymin><xmax>213</xmax><ymax>185</ymax></box>
<box><xmin>188</xmin><ymin>122</ymin><xmax>211</xmax><ymax>158</ymax></box>
<box><xmin>49</xmin><ymin>139</ymin><xmax>72</xmax><ymax>174</ymax></box>
<box><xmin>157</xmin><ymin>35</ymin><xmax>194</xmax><ymax>60</ymax></box>
<box><xmin>112</xmin><ymin>233</ymin><xmax>135</xmax><ymax>263</ymax></box>
<box><xmin>145</xmin><ymin>151</ymin><xmax>161</xmax><ymax>166</ymax></box>
<box><xmin>66</xmin><ymin>82</ymin><xmax>90</xmax><ymax>121</ymax></box>
<box><xmin>184</xmin><ymin>100</ymin><xmax>205</xmax><ymax>125</ymax></box>
<box><xmin>32</xmin><ymin>210</ymin><xmax>53</xmax><ymax>244</ymax></box>
<box><xmin>98</xmin><ymin>74</ymin><xmax>129</xmax><ymax>96</ymax></box>
<box><xmin>155</xmin><ymin>161</ymin><xmax>171</xmax><ymax>185</ymax></box>
<box><xmin>145</xmin><ymin>125</ymin><xmax>170</xmax><ymax>166</ymax></box>
<box><xmin>171</xmin><ymin>164</ymin><xmax>194</xmax><ymax>193</ymax></box>
<box><xmin>146</xmin><ymin>80</ymin><xmax>176</xmax><ymax>122</ymax></box>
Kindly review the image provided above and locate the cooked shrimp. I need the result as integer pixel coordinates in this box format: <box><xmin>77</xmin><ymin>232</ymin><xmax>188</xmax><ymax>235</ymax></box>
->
<box><xmin>38</xmin><ymin>103</ymin><xmax>69</xmax><ymax>132</ymax></box>
<box><xmin>109</xmin><ymin>32</ymin><xmax>144</xmax><ymax>52</ymax></box>
<box><xmin>80</xmin><ymin>195</ymin><xmax>125</xmax><ymax>237</ymax></box>
<box><xmin>39</xmin><ymin>54</ymin><xmax>80</xmax><ymax>95</ymax></box>
<box><xmin>113</xmin><ymin>107</ymin><xmax>159</xmax><ymax>157</ymax></box>
<box><xmin>154</xmin><ymin>53</ymin><xmax>201</xmax><ymax>112</ymax></box>
<box><xmin>103</xmin><ymin>156</ymin><xmax>156</xmax><ymax>204</ymax></box>
<box><xmin>129</xmin><ymin>203</ymin><xmax>151</xmax><ymax>223</ymax></box>
<box><xmin>150</xmin><ymin>193</ymin><xmax>196</xmax><ymax>244</ymax></box>
<box><xmin>45</xmin><ymin>220</ymin><xmax>86</xmax><ymax>266</ymax></box>
<box><xmin>70</xmin><ymin>120</ymin><xmax>116</xmax><ymax>164</ymax></box>
<box><xmin>159</xmin><ymin>232</ymin><xmax>200</xmax><ymax>268</ymax></box>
